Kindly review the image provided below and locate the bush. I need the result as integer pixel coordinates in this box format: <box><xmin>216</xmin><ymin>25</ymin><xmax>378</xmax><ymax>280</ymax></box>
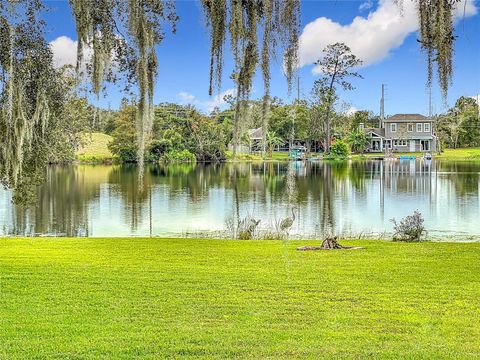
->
<box><xmin>162</xmin><ymin>149</ymin><xmax>196</xmax><ymax>163</ymax></box>
<box><xmin>163</xmin><ymin>129</ymin><xmax>185</xmax><ymax>150</ymax></box>
<box><xmin>325</xmin><ymin>140</ymin><xmax>349</xmax><ymax>160</ymax></box>
<box><xmin>110</xmin><ymin>146</ymin><xmax>137</xmax><ymax>162</ymax></box>
<box><xmin>390</xmin><ymin>210</ymin><xmax>427</xmax><ymax>242</ymax></box>
<box><xmin>225</xmin><ymin>215</ymin><xmax>261</xmax><ymax>240</ymax></box>
<box><xmin>148</xmin><ymin>139</ymin><xmax>172</xmax><ymax>160</ymax></box>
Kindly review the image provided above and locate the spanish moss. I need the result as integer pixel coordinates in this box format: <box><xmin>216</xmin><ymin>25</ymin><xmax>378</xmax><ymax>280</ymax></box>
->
<box><xmin>201</xmin><ymin>0</ymin><xmax>300</xmax><ymax>157</ymax></box>
<box><xmin>0</xmin><ymin>0</ymin><xmax>53</xmax><ymax>188</ymax></box>
<box><xmin>398</xmin><ymin>0</ymin><xmax>460</xmax><ymax>99</ymax></box>
<box><xmin>69</xmin><ymin>0</ymin><xmax>177</xmax><ymax>179</ymax></box>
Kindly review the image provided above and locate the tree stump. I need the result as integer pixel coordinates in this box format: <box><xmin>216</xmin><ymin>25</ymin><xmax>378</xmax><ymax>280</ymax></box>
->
<box><xmin>320</xmin><ymin>236</ymin><xmax>345</xmax><ymax>249</ymax></box>
<box><xmin>297</xmin><ymin>236</ymin><xmax>363</xmax><ymax>251</ymax></box>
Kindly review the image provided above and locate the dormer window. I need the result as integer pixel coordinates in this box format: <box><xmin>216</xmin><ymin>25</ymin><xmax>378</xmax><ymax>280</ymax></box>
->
<box><xmin>424</xmin><ymin>123</ymin><xmax>431</xmax><ymax>133</ymax></box>
<box><xmin>390</xmin><ymin>123</ymin><xmax>397</xmax><ymax>132</ymax></box>
<box><xmin>416</xmin><ymin>123</ymin><xmax>422</xmax><ymax>132</ymax></box>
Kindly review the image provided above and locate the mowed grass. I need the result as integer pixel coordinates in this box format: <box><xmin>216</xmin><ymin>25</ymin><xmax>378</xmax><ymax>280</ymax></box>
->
<box><xmin>76</xmin><ymin>132</ymin><xmax>114</xmax><ymax>162</ymax></box>
<box><xmin>1</xmin><ymin>238</ymin><xmax>479</xmax><ymax>358</ymax></box>
<box><xmin>352</xmin><ymin>148</ymin><xmax>480</xmax><ymax>161</ymax></box>
<box><xmin>226</xmin><ymin>151</ymin><xmax>318</xmax><ymax>161</ymax></box>
<box><xmin>438</xmin><ymin>147</ymin><xmax>480</xmax><ymax>160</ymax></box>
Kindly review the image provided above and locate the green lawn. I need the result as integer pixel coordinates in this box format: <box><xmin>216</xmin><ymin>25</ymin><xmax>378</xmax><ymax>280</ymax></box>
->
<box><xmin>76</xmin><ymin>132</ymin><xmax>114</xmax><ymax>162</ymax></box>
<box><xmin>226</xmin><ymin>151</ymin><xmax>290</xmax><ymax>161</ymax></box>
<box><xmin>1</xmin><ymin>238</ymin><xmax>479</xmax><ymax>358</ymax></box>
<box><xmin>352</xmin><ymin>148</ymin><xmax>480</xmax><ymax>161</ymax></box>
<box><xmin>437</xmin><ymin>147</ymin><xmax>480</xmax><ymax>160</ymax></box>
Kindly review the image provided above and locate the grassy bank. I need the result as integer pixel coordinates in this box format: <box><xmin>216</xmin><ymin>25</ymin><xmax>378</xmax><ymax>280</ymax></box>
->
<box><xmin>436</xmin><ymin>147</ymin><xmax>480</xmax><ymax>160</ymax></box>
<box><xmin>226</xmin><ymin>151</ymin><xmax>291</xmax><ymax>161</ymax></box>
<box><xmin>352</xmin><ymin>147</ymin><xmax>480</xmax><ymax>161</ymax></box>
<box><xmin>76</xmin><ymin>133</ymin><xmax>114</xmax><ymax>163</ymax></box>
<box><xmin>75</xmin><ymin>133</ymin><xmax>480</xmax><ymax>164</ymax></box>
<box><xmin>1</xmin><ymin>238</ymin><xmax>479</xmax><ymax>358</ymax></box>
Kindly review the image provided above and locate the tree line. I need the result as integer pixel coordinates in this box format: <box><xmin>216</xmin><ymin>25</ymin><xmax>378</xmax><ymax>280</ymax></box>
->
<box><xmin>0</xmin><ymin>0</ymin><xmax>469</xmax><ymax>197</ymax></box>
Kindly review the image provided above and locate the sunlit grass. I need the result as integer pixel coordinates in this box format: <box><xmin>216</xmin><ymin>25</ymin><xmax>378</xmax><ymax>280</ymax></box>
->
<box><xmin>76</xmin><ymin>132</ymin><xmax>114</xmax><ymax>162</ymax></box>
<box><xmin>352</xmin><ymin>148</ymin><xmax>480</xmax><ymax>161</ymax></box>
<box><xmin>1</xmin><ymin>238</ymin><xmax>479</xmax><ymax>358</ymax></box>
<box><xmin>438</xmin><ymin>148</ymin><xmax>480</xmax><ymax>160</ymax></box>
<box><xmin>226</xmin><ymin>151</ymin><xmax>316</xmax><ymax>161</ymax></box>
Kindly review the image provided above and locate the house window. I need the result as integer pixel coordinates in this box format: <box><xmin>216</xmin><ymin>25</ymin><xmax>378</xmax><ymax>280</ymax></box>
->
<box><xmin>424</xmin><ymin>123</ymin><xmax>431</xmax><ymax>133</ymax></box>
<box><xmin>393</xmin><ymin>140</ymin><xmax>397</xmax><ymax>146</ymax></box>
<box><xmin>390</xmin><ymin>123</ymin><xmax>397</xmax><ymax>132</ymax></box>
<box><xmin>416</xmin><ymin>123</ymin><xmax>423</xmax><ymax>132</ymax></box>
<box><xmin>408</xmin><ymin>123</ymin><xmax>414</xmax><ymax>132</ymax></box>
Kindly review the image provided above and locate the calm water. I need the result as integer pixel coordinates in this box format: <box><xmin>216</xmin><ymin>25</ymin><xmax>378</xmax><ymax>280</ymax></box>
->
<box><xmin>1</xmin><ymin>160</ymin><xmax>480</xmax><ymax>239</ymax></box>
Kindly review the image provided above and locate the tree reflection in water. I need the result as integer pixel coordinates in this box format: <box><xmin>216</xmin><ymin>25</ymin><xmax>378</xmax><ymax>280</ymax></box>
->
<box><xmin>1</xmin><ymin>160</ymin><xmax>479</xmax><ymax>239</ymax></box>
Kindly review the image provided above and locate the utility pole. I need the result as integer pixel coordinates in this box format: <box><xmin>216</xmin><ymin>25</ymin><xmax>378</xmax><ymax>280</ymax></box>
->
<box><xmin>380</xmin><ymin>84</ymin><xmax>385</xmax><ymax>128</ymax></box>
<box><xmin>477</xmin><ymin>94</ymin><xmax>480</xmax><ymax>119</ymax></box>
<box><xmin>428</xmin><ymin>87</ymin><xmax>433</xmax><ymax>118</ymax></box>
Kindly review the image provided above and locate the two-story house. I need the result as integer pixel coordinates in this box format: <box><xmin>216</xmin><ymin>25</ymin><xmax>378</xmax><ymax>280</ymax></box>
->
<box><xmin>363</xmin><ymin>114</ymin><xmax>437</xmax><ymax>153</ymax></box>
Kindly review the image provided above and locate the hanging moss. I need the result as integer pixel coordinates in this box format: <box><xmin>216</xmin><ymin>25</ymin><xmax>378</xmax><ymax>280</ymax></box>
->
<box><xmin>69</xmin><ymin>0</ymin><xmax>177</xmax><ymax>178</ymax></box>
<box><xmin>397</xmin><ymin>0</ymin><xmax>458</xmax><ymax>99</ymax></box>
<box><xmin>201</xmin><ymin>0</ymin><xmax>300</xmax><ymax>157</ymax></box>
<box><xmin>0</xmin><ymin>0</ymin><xmax>65</xmax><ymax>195</ymax></box>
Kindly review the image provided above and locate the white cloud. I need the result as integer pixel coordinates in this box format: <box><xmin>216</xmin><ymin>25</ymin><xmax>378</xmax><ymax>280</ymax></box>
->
<box><xmin>359</xmin><ymin>1</ymin><xmax>373</xmax><ymax>12</ymax></box>
<box><xmin>203</xmin><ymin>89</ymin><xmax>236</xmax><ymax>112</ymax></box>
<box><xmin>177</xmin><ymin>91</ymin><xmax>196</xmax><ymax>103</ymax></box>
<box><xmin>49</xmin><ymin>36</ymin><xmax>78</xmax><ymax>68</ymax></box>
<box><xmin>298</xmin><ymin>0</ymin><xmax>477</xmax><ymax>73</ymax></box>
<box><xmin>346</xmin><ymin>106</ymin><xmax>358</xmax><ymax>116</ymax></box>
<box><xmin>176</xmin><ymin>88</ymin><xmax>236</xmax><ymax>113</ymax></box>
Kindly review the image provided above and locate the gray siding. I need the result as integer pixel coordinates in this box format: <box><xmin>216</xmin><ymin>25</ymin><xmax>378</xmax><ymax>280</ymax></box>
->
<box><xmin>384</xmin><ymin>121</ymin><xmax>434</xmax><ymax>139</ymax></box>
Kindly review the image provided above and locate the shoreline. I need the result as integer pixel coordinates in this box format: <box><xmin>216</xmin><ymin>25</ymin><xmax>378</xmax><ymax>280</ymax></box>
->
<box><xmin>2</xmin><ymin>236</ymin><xmax>480</xmax><ymax>243</ymax></box>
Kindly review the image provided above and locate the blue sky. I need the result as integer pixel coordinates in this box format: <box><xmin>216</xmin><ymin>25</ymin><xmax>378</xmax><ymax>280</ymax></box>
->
<box><xmin>44</xmin><ymin>0</ymin><xmax>479</xmax><ymax>116</ymax></box>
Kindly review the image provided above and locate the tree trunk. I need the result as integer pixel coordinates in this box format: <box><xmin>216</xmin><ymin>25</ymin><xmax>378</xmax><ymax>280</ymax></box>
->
<box><xmin>324</xmin><ymin>59</ymin><xmax>338</xmax><ymax>154</ymax></box>
<box><xmin>325</xmin><ymin>106</ymin><xmax>331</xmax><ymax>154</ymax></box>
<box><xmin>261</xmin><ymin>94</ymin><xmax>270</xmax><ymax>158</ymax></box>
<box><xmin>232</xmin><ymin>81</ymin><xmax>243</xmax><ymax>159</ymax></box>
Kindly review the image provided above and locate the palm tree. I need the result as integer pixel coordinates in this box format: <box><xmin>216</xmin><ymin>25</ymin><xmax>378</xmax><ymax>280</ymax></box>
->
<box><xmin>347</xmin><ymin>129</ymin><xmax>370</xmax><ymax>154</ymax></box>
<box><xmin>266</xmin><ymin>131</ymin><xmax>284</xmax><ymax>159</ymax></box>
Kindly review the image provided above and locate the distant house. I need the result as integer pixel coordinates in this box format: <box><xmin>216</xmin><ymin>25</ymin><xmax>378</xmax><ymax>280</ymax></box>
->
<box><xmin>248</xmin><ymin>127</ymin><xmax>263</xmax><ymax>152</ymax></box>
<box><xmin>364</xmin><ymin>114</ymin><xmax>437</xmax><ymax>153</ymax></box>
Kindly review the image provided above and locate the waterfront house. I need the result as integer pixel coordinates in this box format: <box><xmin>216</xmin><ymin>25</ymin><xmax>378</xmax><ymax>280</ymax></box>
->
<box><xmin>364</xmin><ymin>114</ymin><xmax>437</xmax><ymax>153</ymax></box>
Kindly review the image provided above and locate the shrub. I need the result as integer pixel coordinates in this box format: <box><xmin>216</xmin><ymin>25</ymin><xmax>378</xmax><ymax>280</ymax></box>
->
<box><xmin>225</xmin><ymin>215</ymin><xmax>261</xmax><ymax>240</ymax></box>
<box><xmin>162</xmin><ymin>149</ymin><xmax>196</xmax><ymax>163</ymax></box>
<box><xmin>110</xmin><ymin>146</ymin><xmax>137</xmax><ymax>162</ymax></box>
<box><xmin>325</xmin><ymin>140</ymin><xmax>349</xmax><ymax>160</ymax></box>
<box><xmin>148</xmin><ymin>139</ymin><xmax>172</xmax><ymax>160</ymax></box>
<box><xmin>390</xmin><ymin>210</ymin><xmax>427</xmax><ymax>242</ymax></box>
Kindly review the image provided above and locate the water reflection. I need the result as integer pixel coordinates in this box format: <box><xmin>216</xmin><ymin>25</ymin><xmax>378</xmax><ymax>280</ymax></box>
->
<box><xmin>1</xmin><ymin>160</ymin><xmax>479</xmax><ymax>239</ymax></box>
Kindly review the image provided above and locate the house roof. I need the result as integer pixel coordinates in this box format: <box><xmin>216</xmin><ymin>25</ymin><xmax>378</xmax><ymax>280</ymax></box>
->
<box><xmin>365</xmin><ymin>128</ymin><xmax>385</xmax><ymax>137</ymax></box>
<box><xmin>384</xmin><ymin>114</ymin><xmax>431</xmax><ymax>122</ymax></box>
<box><xmin>248</xmin><ymin>127</ymin><xmax>263</xmax><ymax>140</ymax></box>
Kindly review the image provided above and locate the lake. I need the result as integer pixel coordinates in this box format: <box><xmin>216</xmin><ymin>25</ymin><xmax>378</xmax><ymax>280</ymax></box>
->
<box><xmin>1</xmin><ymin>160</ymin><xmax>480</xmax><ymax>240</ymax></box>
